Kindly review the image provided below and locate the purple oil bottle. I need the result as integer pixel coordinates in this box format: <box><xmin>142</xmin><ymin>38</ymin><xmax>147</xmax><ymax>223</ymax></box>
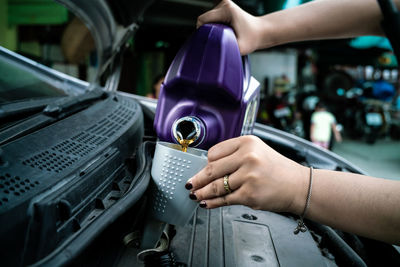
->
<box><xmin>154</xmin><ymin>23</ymin><xmax>260</xmax><ymax>150</ymax></box>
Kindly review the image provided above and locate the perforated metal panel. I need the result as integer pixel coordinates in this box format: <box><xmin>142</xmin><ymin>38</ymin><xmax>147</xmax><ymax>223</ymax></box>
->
<box><xmin>21</xmin><ymin>102</ymin><xmax>137</xmax><ymax>173</ymax></box>
<box><xmin>0</xmin><ymin>173</ymin><xmax>40</xmax><ymax>205</ymax></box>
<box><xmin>71</xmin><ymin>132</ymin><xmax>107</xmax><ymax>146</ymax></box>
<box><xmin>52</xmin><ymin>140</ymin><xmax>95</xmax><ymax>157</ymax></box>
<box><xmin>121</xmin><ymin>97</ymin><xmax>137</xmax><ymax>109</ymax></box>
<box><xmin>150</xmin><ymin>142</ymin><xmax>207</xmax><ymax>226</ymax></box>
<box><xmin>22</xmin><ymin>151</ymin><xmax>78</xmax><ymax>173</ymax></box>
<box><xmin>153</xmin><ymin>154</ymin><xmax>188</xmax><ymax>213</ymax></box>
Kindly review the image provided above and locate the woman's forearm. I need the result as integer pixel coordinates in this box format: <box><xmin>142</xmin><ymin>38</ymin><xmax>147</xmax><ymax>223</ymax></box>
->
<box><xmin>293</xmin><ymin>168</ymin><xmax>400</xmax><ymax>244</ymax></box>
<box><xmin>257</xmin><ymin>0</ymin><xmax>400</xmax><ymax>49</ymax></box>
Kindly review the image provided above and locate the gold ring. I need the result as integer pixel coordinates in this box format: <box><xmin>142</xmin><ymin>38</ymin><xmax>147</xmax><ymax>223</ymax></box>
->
<box><xmin>223</xmin><ymin>174</ymin><xmax>232</xmax><ymax>194</ymax></box>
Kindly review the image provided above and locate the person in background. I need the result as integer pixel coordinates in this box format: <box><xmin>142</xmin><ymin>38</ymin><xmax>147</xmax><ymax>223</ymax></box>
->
<box><xmin>146</xmin><ymin>74</ymin><xmax>164</xmax><ymax>99</ymax></box>
<box><xmin>185</xmin><ymin>0</ymin><xmax>400</xmax><ymax>245</ymax></box>
<box><xmin>310</xmin><ymin>101</ymin><xmax>342</xmax><ymax>149</ymax></box>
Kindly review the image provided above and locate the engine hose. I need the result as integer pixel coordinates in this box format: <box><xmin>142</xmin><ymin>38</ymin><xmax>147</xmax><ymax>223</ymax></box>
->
<box><xmin>308</xmin><ymin>221</ymin><xmax>367</xmax><ymax>267</ymax></box>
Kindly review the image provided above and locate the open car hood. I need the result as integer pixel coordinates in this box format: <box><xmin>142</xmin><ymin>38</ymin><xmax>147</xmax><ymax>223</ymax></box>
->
<box><xmin>55</xmin><ymin>0</ymin><xmax>154</xmax><ymax>90</ymax></box>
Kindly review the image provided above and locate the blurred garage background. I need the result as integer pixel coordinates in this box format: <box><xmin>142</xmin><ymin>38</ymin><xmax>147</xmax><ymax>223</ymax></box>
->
<box><xmin>0</xmin><ymin>0</ymin><xmax>399</xmax><ymax>180</ymax></box>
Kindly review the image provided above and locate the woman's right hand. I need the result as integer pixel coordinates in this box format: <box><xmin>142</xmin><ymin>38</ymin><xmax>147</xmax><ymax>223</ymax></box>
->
<box><xmin>186</xmin><ymin>135</ymin><xmax>310</xmax><ymax>215</ymax></box>
<box><xmin>197</xmin><ymin>0</ymin><xmax>269</xmax><ymax>55</ymax></box>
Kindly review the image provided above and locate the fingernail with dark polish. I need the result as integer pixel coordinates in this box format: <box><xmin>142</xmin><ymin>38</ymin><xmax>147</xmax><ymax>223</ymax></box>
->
<box><xmin>189</xmin><ymin>191</ymin><xmax>197</xmax><ymax>200</ymax></box>
<box><xmin>199</xmin><ymin>201</ymin><xmax>207</xmax><ymax>208</ymax></box>
<box><xmin>185</xmin><ymin>182</ymin><xmax>193</xmax><ymax>190</ymax></box>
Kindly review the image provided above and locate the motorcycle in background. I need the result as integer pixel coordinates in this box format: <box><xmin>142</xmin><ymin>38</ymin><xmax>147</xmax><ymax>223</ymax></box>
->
<box><xmin>355</xmin><ymin>99</ymin><xmax>390</xmax><ymax>144</ymax></box>
<box><xmin>364</xmin><ymin>104</ymin><xmax>383</xmax><ymax>144</ymax></box>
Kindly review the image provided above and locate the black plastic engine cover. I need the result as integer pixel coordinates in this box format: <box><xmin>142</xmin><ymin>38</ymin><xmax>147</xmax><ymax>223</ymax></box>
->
<box><xmin>171</xmin><ymin>206</ymin><xmax>328</xmax><ymax>266</ymax></box>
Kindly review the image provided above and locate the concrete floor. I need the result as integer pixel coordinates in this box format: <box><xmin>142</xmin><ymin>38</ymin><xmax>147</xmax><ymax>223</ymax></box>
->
<box><xmin>332</xmin><ymin>138</ymin><xmax>400</xmax><ymax>181</ymax></box>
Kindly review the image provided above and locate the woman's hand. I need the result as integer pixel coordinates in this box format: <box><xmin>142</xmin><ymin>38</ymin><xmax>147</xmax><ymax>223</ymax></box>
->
<box><xmin>197</xmin><ymin>0</ymin><xmax>389</xmax><ymax>55</ymax></box>
<box><xmin>197</xmin><ymin>0</ymin><xmax>267</xmax><ymax>55</ymax></box>
<box><xmin>186</xmin><ymin>135</ymin><xmax>309</xmax><ymax>214</ymax></box>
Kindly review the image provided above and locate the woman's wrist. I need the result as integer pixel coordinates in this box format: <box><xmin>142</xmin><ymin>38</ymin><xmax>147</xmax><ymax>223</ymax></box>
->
<box><xmin>255</xmin><ymin>9</ymin><xmax>297</xmax><ymax>51</ymax></box>
<box><xmin>288</xmin><ymin>165</ymin><xmax>312</xmax><ymax>216</ymax></box>
<box><xmin>253</xmin><ymin>15</ymin><xmax>280</xmax><ymax>50</ymax></box>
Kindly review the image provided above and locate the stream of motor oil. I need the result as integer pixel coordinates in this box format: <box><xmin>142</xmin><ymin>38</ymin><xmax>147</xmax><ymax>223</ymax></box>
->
<box><xmin>177</xmin><ymin>136</ymin><xmax>195</xmax><ymax>152</ymax></box>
